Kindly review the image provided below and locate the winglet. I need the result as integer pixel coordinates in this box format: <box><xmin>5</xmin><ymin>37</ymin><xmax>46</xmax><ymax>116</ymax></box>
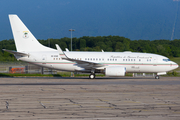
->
<box><xmin>65</xmin><ymin>48</ymin><xmax>69</xmax><ymax>52</ymax></box>
<box><xmin>55</xmin><ymin>44</ymin><xmax>67</xmax><ymax>59</ymax></box>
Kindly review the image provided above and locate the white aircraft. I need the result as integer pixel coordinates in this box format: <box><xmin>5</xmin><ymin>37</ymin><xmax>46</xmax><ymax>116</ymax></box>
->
<box><xmin>4</xmin><ymin>15</ymin><xmax>179</xmax><ymax>79</ymax></box>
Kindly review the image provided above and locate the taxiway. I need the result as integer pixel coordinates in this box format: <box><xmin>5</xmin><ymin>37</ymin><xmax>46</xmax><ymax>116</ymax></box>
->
<box><xmin>0</xmin><ymin>77</ymin><xmax>179</xmax><ymax>120</ymax></box>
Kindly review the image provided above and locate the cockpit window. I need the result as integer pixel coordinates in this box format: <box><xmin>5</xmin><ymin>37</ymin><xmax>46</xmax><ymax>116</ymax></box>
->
<box><xmin>163</xmin><ymin>59</ymin><xmax>170</xmax><ymax>62</ymax></box>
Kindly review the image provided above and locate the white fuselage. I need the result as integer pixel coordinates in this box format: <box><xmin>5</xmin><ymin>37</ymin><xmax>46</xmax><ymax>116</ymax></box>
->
<box><xmin>17</xmin><ymin>50</ymin><xmax>179</xmax><ymax>74</ymax></box>
<box><xmin>7</xmin><ymin>15</ymin><xmax>179</xmax><ymax>79</ymax></box>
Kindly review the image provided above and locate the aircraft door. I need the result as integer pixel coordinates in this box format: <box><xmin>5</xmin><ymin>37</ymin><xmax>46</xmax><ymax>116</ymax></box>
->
<box><xmin>153</xmin><ymin>57</ymin><xmax>158</xmax><ymax>66</ymax></box>
<box><xmin>42</xmin><ymin>55</ymin><xmax>46</xmax><ymax>64</ymax></box>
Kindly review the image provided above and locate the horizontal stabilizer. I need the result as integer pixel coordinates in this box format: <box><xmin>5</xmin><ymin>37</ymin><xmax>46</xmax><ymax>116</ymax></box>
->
<box><xmin>3</xmin><ymin>49</ymin><xmax>28</xmax><ymax>56</ymax></box>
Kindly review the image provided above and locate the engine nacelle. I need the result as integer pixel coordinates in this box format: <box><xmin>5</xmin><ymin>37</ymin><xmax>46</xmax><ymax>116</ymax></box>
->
<box><xmin>105</xmin><ymin>66</ymin><xmax>126</xmax><ymax>76</ymax></box>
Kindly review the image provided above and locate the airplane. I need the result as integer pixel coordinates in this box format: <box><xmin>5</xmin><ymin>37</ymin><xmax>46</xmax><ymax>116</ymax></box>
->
<box><xmin>3</xmin><ymin>14</ymin><xmax>179</xmax><ymax>79</ymax></box>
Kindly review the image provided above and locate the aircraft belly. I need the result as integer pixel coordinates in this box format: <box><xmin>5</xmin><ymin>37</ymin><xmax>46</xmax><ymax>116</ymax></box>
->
<box><xmin>126</xmin><ymin>64</ymin><xmax>173</xmax><ymax>73</ymax></box>
<box><xmin>52</xmin><ymin>63</ymin><xmax>75</xmax><ymax>71</ymax></box>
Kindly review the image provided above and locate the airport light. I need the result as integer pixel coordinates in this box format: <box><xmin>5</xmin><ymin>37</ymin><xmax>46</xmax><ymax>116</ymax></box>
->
<box><xmin>69</xmin><ymin>29</ymin><xmax>75</xmax><ymax>77</ymax></box>
<box><xmin>69</xmin><ymin>29</ymin><xmax>75</xmax><ymax>51</ymax></box>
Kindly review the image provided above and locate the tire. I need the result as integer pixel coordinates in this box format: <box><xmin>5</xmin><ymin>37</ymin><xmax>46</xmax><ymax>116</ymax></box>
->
<box><xmin>89</xmin><ymin>74</ymin><xmax>95</xmax><ymax>79</ymax></box>
<box><xmin>155</xmin><ymin>75</ymin><xmax>159</xmax><ymax>79</ymax></box>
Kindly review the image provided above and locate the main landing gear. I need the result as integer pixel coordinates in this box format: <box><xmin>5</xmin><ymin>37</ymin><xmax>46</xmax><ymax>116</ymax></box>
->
<box><xmin>155</xmin><ymin>75</ymin><xmax>160</xmax><ymax>79</ymax></box>
<box><xmin>89</xmin><ymin>69</ymin><xmax>95</xmax><ymax>79</ymax></box>
<box><xmin>89</xmin><ymin>73</ymin><xmax>95</xmax><ymax>79</ymax></box>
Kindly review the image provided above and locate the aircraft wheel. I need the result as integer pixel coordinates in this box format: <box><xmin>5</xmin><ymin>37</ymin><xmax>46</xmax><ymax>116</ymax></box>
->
<box><xmin>155</xmin><ymin>75</ymin><xmax>160</xmax><ymax>79</ymax></box>
<box><xmin>89</xmin><ymin>74</ymin><xmax>95</xmax><ymax>79</ymax></box>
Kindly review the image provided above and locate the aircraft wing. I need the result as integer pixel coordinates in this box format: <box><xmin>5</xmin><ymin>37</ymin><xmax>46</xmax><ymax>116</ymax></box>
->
<box><xmin>64</xmin><ymin>57</ymin><xmax>104</xmax><ymax>69</ymax></box>
<box><xmin>3</xmin><ymin>49</ymin><xmax>29</xmax><ymax>56</ymax></box>
<box><xmin>55</xmin><ymin>44</ymin><xmax>105</xmax><ymax>69</ymax></box>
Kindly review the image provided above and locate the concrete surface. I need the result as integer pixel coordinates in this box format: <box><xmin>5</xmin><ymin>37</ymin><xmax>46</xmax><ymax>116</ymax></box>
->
<box><xmin>0</xmin><ymin>77</ymin><xmax>179</xmax><ymax>120</ymax></box>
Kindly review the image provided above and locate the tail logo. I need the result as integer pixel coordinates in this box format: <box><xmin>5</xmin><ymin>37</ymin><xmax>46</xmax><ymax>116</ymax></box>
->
<box><xmin>23</xmin><ymin>31</ymin><xmax>29</xmax><ymax>38</ymax></box>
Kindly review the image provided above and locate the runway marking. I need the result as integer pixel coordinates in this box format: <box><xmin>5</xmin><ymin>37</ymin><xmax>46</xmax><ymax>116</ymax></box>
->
<box><xmin>123</xmin><ymin>101</ymin><xmax>140</xmax><ymax>103</ymax></box>
<box><xmin>72</xmin><ymin>104</ymin><xmax>80</xmax><ymax>106</ymax></box>
<box><xmin>131</xmin><ymin>109</ymin><xmax>152</xmax><ymax>112</ymax></box>
<box><xmin>78</xmin><ymin>90</ymin><xmax>88</xmax><ymax>92</ymax></box>
<box><xmin>96</xmin><ymin>99</ymin><xmax>108</xmax><ymax>102</ymax></box>
<box><xmin>173</xmin><ymin>111</ymin><xmax>180</xmax><ymax>114</ymax></box>
<box><xmin>155</xmin><ymin>103</ymin><xmax>178</xmax><ymax>106</ymax></box>
<box><xmin>96</xmin><ymin>106</ymin><xmax>114</xmax><ymax>109</ymax></box>
<box><xmin>149</xmin><ymin>94</ymin><xmax>165</xmax><ymax>96</ymax></box>
<box><xmin>131</xmin><ymin>109</ymin><xmax>143</xmax><ymax>111</ymax></box>
<box><xmin>141</xmin><ymin>109</ymin><xmax>152</xmax><ymax>112</ymax></box>
<box><xmin>39</xmin><ymin>101</ymin><xmax>51</xmax><ymax>104</ymax></box>
<box><xmin>121</xmin><ymin>93</ymin><xmax>134</xmax><ymax>94</ymax></box>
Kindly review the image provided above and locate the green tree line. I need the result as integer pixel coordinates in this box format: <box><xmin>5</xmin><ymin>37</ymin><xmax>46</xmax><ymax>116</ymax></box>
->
<box><xmin>0</xmin><ymin>36</ymin><xmax>180</xmax><ymax>61</ymax></box>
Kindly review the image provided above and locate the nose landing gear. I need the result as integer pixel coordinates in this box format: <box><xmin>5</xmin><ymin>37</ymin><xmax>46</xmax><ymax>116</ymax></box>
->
<box><xmin>155</xmin><ymin>75</ymin><xmax>160</xmax><ymax>79</ymax></box>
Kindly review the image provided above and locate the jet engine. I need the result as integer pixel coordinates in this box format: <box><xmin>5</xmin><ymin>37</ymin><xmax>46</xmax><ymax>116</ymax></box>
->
<box><xmin>105</xmin><ymin>66</ymin><xmax>126</xmax><ymax>76</ymax></box>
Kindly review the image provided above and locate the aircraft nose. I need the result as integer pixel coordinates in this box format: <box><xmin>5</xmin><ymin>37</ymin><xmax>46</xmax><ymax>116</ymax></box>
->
<box><xmin>176</xmin><ymin>63</ymin><xmax>179</xmax><ymax>69</ymax></box>
<box><xmin>174</xmin><ymin>62</ymin><xmax>179</xmax><ymax>69</ymax></box>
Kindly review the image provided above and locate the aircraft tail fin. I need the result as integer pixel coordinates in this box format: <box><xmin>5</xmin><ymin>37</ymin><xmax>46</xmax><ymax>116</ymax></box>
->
<box><xmin>9</xmin><ymin>14</ymin><xmax>55</xmax><ymax>52</ymax></box>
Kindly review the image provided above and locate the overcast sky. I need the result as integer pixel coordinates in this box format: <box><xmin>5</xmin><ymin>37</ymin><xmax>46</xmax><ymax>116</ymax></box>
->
<box><xmin>0</xmin><ymin>0</ymin><xmax>179</xmax><ymax>40</ymax></box>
